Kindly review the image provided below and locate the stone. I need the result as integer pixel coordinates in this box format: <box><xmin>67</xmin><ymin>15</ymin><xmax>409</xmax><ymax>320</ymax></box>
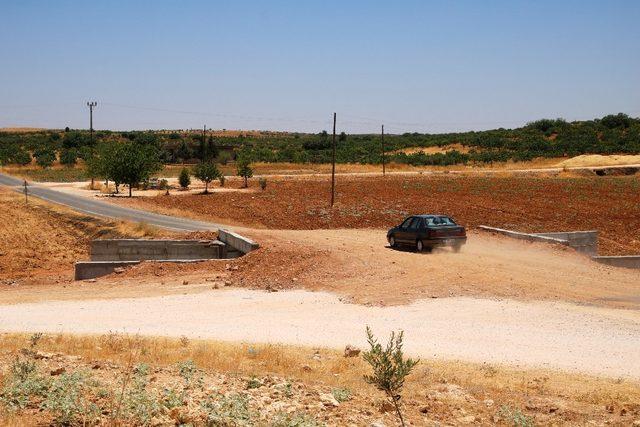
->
<box><xmin>319</xmin><ymin>393</ymin><xmax>340</xmax><ymax>407</ymax></box>
<box><xmin>457</xmin><ymin>415</ymin><xmax>476</xmax><ymax>424</ymax></box>
<box><xmin>343</xmin><ymin>345</ymin><xmax>361</xmax><ymax>357</ymax></box>
<box><xmin>301</xmin><ymin>365</ymin><xmax>312</xmax><ymax>372</ymax></box>
<box><xmin>370</xmin><ymin>421</ymin><xmax>386</xmax><ymax>427</ymax></box>
<box><xmin>379</xmin><ymin>400</ymin><xmax>395</xmax><ymax>413</ymax></box>
<box><xmin>113</xmin><ymin>267</ymin><xmax>125</xmax><ymax>274</ymax></box>
<box><xmin>50</xmin><ymin>367</ymin><xmax>66</xmax><ymax>376</ymax></box>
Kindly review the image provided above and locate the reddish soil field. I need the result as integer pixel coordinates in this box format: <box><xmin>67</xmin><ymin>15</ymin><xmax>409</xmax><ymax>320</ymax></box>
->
<box><xmin>113</xmin><ymin>174</ymin><xmax>640</xmax><ymax>256</ymax></box>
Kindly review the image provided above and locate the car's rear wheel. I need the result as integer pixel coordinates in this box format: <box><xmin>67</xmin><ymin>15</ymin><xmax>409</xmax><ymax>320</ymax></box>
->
<box><xmin>416</xmin><ymin>239</ymin><xmax>424</xmax><ymax>252</ymax></box>
<box><xmin>389</xmin><ymin>235</ymin><xmax>397</xmax><ymax>248</ymax></box>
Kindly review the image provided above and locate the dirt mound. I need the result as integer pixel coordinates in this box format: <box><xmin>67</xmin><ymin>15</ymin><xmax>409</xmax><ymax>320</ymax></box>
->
<box><xmin>557</xmin><ymin>154</ymin><xmax>640</xmax><ymax>168</ymax></box>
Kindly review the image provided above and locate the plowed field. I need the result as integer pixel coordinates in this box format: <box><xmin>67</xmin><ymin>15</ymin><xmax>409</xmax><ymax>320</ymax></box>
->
<box><xmin>113</xmin><ymin>174</ymin><xmax>640</xmax><ymax>255</ymax></box>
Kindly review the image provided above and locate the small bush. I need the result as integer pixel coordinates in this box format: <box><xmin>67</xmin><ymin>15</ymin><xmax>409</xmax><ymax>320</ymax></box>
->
<box><xmin>41</xmin><ymin>371</ymin><xmax>100</xmax><ymax>425</ymax></box>
<box><xmin>259</xmin><ymin>177</ymin><xmax>267</xmax><ymax>191</ymax></box>
<box><xmin>201</xmin><ymin>393</ymin><xmax>254</xmax><ymax>425</ymax></box>
<box><xmin>179</xmin><ymin>167</ymin><xmax>191</xmax><ymax>189</ymax></box>
<box><xmin>219</xmin><ymin>174</ymin><xmax>226</xmax><ymax>187</ymax></box>
<box><xmin>331</xmin><ymin>387</ymin><xmax>351</xmax><ymax>402</ymax></box>
<box><xmin>497</xmin><ymin>405</ymin><xmax>535</xmax><ymax>427</ymax></box>
<box><xmin>363</xmin><ymin>326</ymin><xmax>419</xmax><ymax>427</ymax></box>
<box><xmin>271</xmin><ymin>411</ymin><xmax>324</xmax><ymax>426</ymax></box>
<box><xmin>0</xmin><ymin>358</ymin><xmax>49</xmax><ymax>410</ymax></box>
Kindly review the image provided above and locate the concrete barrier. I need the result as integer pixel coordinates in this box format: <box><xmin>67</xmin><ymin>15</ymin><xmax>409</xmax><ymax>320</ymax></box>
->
<box><xmin>533</xmin><ymin>231</ymin><xmax>598</xmax><ymax>256</ymax></box>
<box><xmin>478</xmin><ymin>226</ymin><xmax>598</xmax><ymax>256</ymax></box>
<box><xmin>74</xmin><ymin>261</ymin><xmax>140</xmax><ymax>280</ymax></box>
<box><xmin>592</xmin><ymin>256</ymin><xmax>640</xmax><ymax>269</ymax></box>
<box><xmin>91</xmin><ymin>239</ymin><xmax>224</xmax><ymax>261</ymax></box>
<box><xmin>218</xmin><ymin>229</ymin><xmax>259</xmax><ymax>254</ymax></box>
<box><xmin>478</xmin><ymin>226</ymin><xmax>568</xmax><ymax>245</ymax></box>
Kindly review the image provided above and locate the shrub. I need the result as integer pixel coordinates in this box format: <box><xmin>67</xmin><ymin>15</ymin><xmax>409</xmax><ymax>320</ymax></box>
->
<box><xmin>0</xmin><ymin>358</ymin><xmax>49</xmax><ymax>411</ymax></box>
<box><xmin>497</xmin><ymin>405</ymin><xmax>534</xmax><ymax>427</ymax></box>
<box><xmin>258</xmin><ymin>177</ymin><xmax>267</xmax><ymax>191</ymax></box>
<box><xmin>41</xmin><ymin>371</ymin><xmax>100</xmax><ymax>425</ymax></box>
<box><xmin>201</xmin><ymin>393</ymin><xmax>254</xmax><ymax>425</ymax></box>
<box><xmin>271</xmin><ymin>411</ymin><xmax>323</xmax><ymax>426</ymax></box>
<box><xmin>363</xmin><ymin>326</ymin><xmax>419</xmax><ymax>427</ymax></box>
<box><xmin>34</xmin><ymin>147</ymin><xmax>56</xmax><ymax>169</ymax></box>
<box><xmin>178</xmin><ymin>167</ymin><xmax>191</xmax><ymax>189</ymax></box>
<box><xmin>331</xmin><ymin>387</ymin><xmax>351</xmax><ymax>402</ymax></box>
<box><xmin>59</xmin><ymin>148</ymin><xmax>78</xmax><ymax>166</ymax></box>
<box><xmin>218</xmin><ymin>174</ymin><xmax>226</xmax><ymax>187</ymax></box>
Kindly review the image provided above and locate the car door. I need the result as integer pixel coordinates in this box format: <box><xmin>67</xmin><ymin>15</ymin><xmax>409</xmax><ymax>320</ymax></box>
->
<box><xmin>395</xmin><ymin>217</ymin><xmax>415</xmax><ymax>243</ymax></box>
<box><xmin>405</xmin><ymin>217</ymin><xmax>422</xmax><ymax>244</ymax></box>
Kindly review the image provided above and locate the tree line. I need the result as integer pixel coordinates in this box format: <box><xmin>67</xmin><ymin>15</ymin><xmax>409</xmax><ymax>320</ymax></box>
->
<box><xmin>1</xmin><ymin>113</ymin><xmax>638</xmax><ymax>170</ymax></box>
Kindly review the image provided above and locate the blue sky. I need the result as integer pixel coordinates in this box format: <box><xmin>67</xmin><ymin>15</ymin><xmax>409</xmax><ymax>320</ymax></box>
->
<box><xmin>1</xmin><ymin>0</ymin><xmax>639</xmax><ymax>133</ymax></box>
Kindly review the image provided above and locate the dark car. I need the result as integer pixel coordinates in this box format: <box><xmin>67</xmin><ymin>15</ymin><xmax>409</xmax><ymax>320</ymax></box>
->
<box><xmin>387</xmin><ymin>215</ymin><xmax>467</xmax><ymax>252</ymax></box>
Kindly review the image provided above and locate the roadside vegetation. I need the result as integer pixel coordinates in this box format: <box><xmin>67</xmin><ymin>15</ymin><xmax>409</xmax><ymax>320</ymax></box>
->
<box><xmin>1</xmin><ymin>332</ymin><xmax>639</xmax><ymax>426</ymax></box>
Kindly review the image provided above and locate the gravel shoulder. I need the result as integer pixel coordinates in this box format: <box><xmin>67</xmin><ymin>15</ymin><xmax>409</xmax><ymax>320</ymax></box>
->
<box><xmin>1</xmin><ymin>289</ymin><xmax>639</xmax><ymax>380</ymax></box>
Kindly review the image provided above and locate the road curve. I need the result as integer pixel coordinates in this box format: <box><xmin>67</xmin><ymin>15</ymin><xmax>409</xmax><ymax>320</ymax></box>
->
<box><xmin>0</xmin><ymin>172</ymin><xmax>219</xmax><ymax>232</ymax></box>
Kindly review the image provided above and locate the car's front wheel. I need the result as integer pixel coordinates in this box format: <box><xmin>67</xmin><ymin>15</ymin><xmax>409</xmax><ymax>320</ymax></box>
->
<box><xmin>388</xmin><ymin>235</ymin><xmax>397</xmax><ymax>248</ymax></box>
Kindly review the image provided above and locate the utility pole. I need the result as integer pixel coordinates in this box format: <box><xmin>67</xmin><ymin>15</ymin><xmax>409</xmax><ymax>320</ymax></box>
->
<box><xmin>86</xmin><ymin>101</ymin><xmax>97</xmax><ymax>189</ymax></box>
<box><xmin>330</xmin><ymin>112</ymin><xmax>336</xmax><ymax>207</ymax></box>
<box><xmin>381</xmin><ymin>124</ymin><xmax>386</xmax><ymax>176</ymax></box>
<box><xmin>23</xmin><ymin>179</ymin><xmax>28</xmax><ymax>204</ymax></box>
<box><xmin>202</xmin><ymin>125</ymin><xmax>207</xmax><ymax>160</ymax></box>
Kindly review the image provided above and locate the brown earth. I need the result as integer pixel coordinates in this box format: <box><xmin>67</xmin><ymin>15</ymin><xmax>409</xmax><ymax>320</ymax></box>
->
<box><xmin>0</xmin><ymin>188</ymin><xmax>179</xmax><ymax>286</ymax></box>
<box><xmin>110</xmin><ymin>174</ymin><xmax>640</xmax><ymax>256</ymax></box>
<box><xmin>1</xmin><ymin>333</ymin><xmax>639</xmax><ymax>426</ymax></box>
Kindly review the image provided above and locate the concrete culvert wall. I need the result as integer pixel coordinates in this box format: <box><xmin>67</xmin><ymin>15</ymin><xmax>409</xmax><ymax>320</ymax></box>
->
<box><xmin>90</xmin><ymin>239</ymin><xmax>225</xmax><ymax>261</ymax></box>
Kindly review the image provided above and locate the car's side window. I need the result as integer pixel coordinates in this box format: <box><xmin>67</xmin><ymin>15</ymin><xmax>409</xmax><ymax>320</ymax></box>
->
<box><xmin>400</xmin><ymin>217</ymin><xmax>413</xmax><ymax>228</ymax></box>
<box><xmin>408</xmin><ymin>217</ymin><xmax>421</xmax><ymax>229</ymax></box>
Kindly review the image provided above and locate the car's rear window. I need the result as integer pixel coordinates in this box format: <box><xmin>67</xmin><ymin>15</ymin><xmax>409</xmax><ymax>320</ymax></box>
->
<box><xmin>438</xmin><ymin>216</ymin><xmax>456</xmax><ymax>225</ymax></box>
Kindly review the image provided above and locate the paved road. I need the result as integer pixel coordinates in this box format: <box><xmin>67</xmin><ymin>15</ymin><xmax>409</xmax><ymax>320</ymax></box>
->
<box><xmin>0</xmin><ymin>172</ymin><xmax>219</xmax><ymax>232</ymax></box>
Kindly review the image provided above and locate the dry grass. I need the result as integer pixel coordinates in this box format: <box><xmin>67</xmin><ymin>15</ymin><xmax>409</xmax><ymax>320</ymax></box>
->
<box><xmin>0</xmin><ymin>188</ymin><xmax>172</xmax><ymax>283</ymax></box>
<box><xmin>0</xmin><ymin>333</ymin><xmax>638</xmax><ymax>425</ymax></box>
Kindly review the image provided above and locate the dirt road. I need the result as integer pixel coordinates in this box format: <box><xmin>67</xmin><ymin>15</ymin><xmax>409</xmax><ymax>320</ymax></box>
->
<box><xmin>1</xmin><ymin>289</ymin><xmax>639</xmax><ymax>379</ymax></box>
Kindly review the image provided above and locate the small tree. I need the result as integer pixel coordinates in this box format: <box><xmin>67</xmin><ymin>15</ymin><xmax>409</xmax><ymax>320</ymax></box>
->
<box><xmin>363</xmin><ymin>326</ymin><xmax>419</xmax><ymax>427</ymax></box>
<box><xmin>236</xmin><ymin>158</ymin><xmax>253</xmax><ymax>188</ymax></box>
<box><xmin>192</xmin><ymin>161</ymin><xmax>220</xmax><ymax>194</ymax></box>
<box><xmin>218</xmin><ymin>175</ymin><xmax>226</xmax><ymax>187</ymax></box>
<box><xmin>34</xmin><ymin>147</ymin><xmax>56</xmax><ymax>169</ymax></box>
<box><xmin>59</xmin><ymin>148</ymin><xmax>78</xmax><ymax>167</ymax></box>
<box><xmin>258</xmin><ymin>177</ymin><xmax>267</xmax><ymax>191</ymax></box>
<box><xmin>178</xmin><ymin>167</ymin><xmax>191</xmax><ymax>189</ymax></box>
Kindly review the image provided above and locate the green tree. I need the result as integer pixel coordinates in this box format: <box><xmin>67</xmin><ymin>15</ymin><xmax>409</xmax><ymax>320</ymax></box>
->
<box><xmin>59</xmin><ymin>148</ymin><xmax>78</xmax><ymax>166</ymax></box>
<box><xmin>179</xmin><ymin>167</ymin><xmax>191</xmax><ymax>189</ymax></box>
<box><xmin>33</xmin><ymin>147</ymin><xmax>56</xmax><ymax>169</ymax></box>
<box><xmin>100</xmin><ymin>141</ymin><xmax>162</xmax><ymax>197</ymax></box>
<box><xmin>8</xmin><ymin>146</ymin><xmax>32</xmax><ymax>165</ymax></box>
<box><xmin>192</xmin><ymin>161</ymin><xmax>221</xmax><ymax>193</ymax></box>
<box><xmin>236</xmin><ymin>158</ymin><xmax>253</xmax><ymax>188</ymax></box>
<box><xmin>363</xmin><ymin>327</ymin><xmax>419</xmax><ymax>427</ymax></box>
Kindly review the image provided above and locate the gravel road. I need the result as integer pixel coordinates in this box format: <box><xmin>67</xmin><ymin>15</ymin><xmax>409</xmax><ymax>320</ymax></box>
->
<box><xmin>1</xmin><ymin>289</ymin><xmax>639</xmax><ymax>379</ymax></box>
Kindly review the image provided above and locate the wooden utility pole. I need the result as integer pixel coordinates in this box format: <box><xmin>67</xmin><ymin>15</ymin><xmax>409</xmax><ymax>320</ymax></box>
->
<box><xmin>330</xmin><ymin>112</ymin><xmax>337</xmax><ymax>207</ymax></box>
<box><xmin>23</xmin><ymin>179</ymin><xmax>28</xmax><ymax>204</ymax></box>
<box><xmin>86</xmin><ymin>101</ymin><xmax>97</xmax><ymax>189</ymax></box>
<box><xmin>203</xmin><ymin>125</ymin><xmax>207</xmax><ymax>160</ymax></box>
<box><xmin>381</xmin><ymin>124</ymin><xmax>386</xmax><ymax>176</ymax></box>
